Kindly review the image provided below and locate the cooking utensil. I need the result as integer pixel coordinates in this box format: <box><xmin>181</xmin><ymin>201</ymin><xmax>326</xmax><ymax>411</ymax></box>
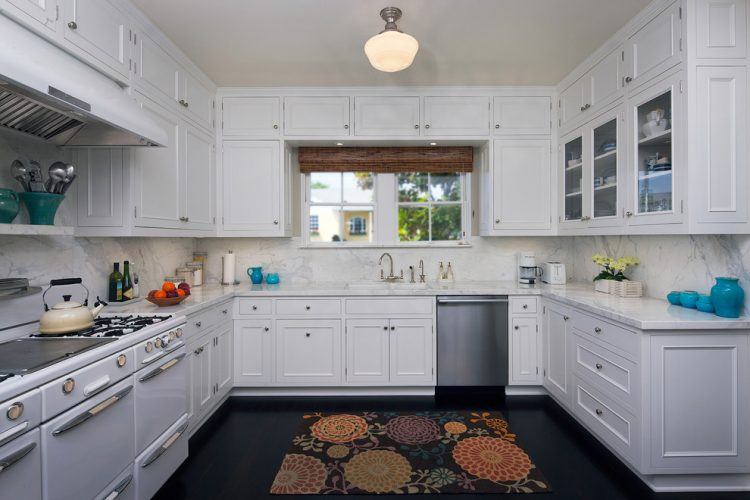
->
<box><xmin>59</xmin><ymin>173</ymin><xmax>76</xmax><ymax>194</ymax></box>
<box><xmin>55</xmin><ymin>163</ymin><xmax>75</xmax><ymax>194</ymax></box>
<box><xmin>27</xmin><ymin>160</ymin><xmax>45</xmax><ymax>192</ymax></box>
<box><xmin>39</xmin><ymin>278</ymin><xmax>107</xmax><ymax>335</ymax></box>
<box><xmin>10</xmin><ymin>159</ymin><xmax>30</xmax><ymax>192</ymax></box>
<box><xmin>47</xmin><ymin>161</ymin><xmax>67</xmax><ymax>194</ymax></box>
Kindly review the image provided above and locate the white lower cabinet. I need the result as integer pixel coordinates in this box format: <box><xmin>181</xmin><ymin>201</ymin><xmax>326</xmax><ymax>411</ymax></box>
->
<box><xmin>389</xmin><ymin>318</ymin><xmax>434</xmax><ymax>384</ymax></box>
<box><xmin>275</xmin><ymin>320</ymin><xmax>342</xmax><ymax>385</ymax></box>
<box><xmin>234</xmin><ymin>319</ymin><xmax>274</xmax><ymax>386</ymax></box>
<box><xmin>542</xmin><ymin>301</ymin><xmax>571</xmax><ymax>405</ymax></box>
<box><xmin>509</xmin><ymin>316</ymin><xmax>540</xmax><ymax>384</ymax></box>
<box><xmin>345</xmin><ymin>319</ymin><xmax>390</xmax><ymax>384</ymax></box>
<box><xmin>188</xmin><ymin>332</ymin><xmax>213</xmax><ymax>426</ymax></box>
<box><xmin>212</xmin><ymin>324</ymin><xmax>233</xmax><ymax>399</ymax></box>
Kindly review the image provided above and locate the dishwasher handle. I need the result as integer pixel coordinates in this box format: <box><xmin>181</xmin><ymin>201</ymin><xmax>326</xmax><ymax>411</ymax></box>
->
<box><xmin>437</xmin><ymin>298</ymin><xmax>509</xmax><ymax>304</ymax></box>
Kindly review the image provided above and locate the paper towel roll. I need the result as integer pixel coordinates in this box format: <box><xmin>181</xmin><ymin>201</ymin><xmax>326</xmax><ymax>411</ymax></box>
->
<box><xmin>222</xmin><ymin>251</ymin><xmax>236</xmax><ymax>285</ymax></box>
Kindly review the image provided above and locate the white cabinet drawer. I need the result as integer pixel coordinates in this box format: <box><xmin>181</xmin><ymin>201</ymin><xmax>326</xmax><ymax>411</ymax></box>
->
<box><xmin>573</xmin><ymin>376</ymin><xmax>640</xmax><ymax>465</ymax></box>
<box><xmin>572</xmin><ymin>333</ymin><xmax>639</xmax><ymax>412</ymax></box>
<box><xmin>345</xmin><ymin>297</ymin><xmax>433</xmax><ymax>316</ymax></box>
<box><xmin>572</xmin><ymin>310</ymin><xmax>639</xmax><ymax>360</ymax></box>
<box><xmin>510</xmin><ymin>297</ymin><xmax>538</xmax><ymax>314</ymax></box>
<box><xmin>236</xmin><ymin>298</ymin><xmax>273</xmax><ymax>316</ymax></box>
<box><xmin>276</xmin><ymin>298</ymin><xmax>341</xmax><ymax>316</ymax></box>
<box><xmin>185</xmin><ymin>308</ymin><xmax>215</xmax><ymax>339</ymax></box>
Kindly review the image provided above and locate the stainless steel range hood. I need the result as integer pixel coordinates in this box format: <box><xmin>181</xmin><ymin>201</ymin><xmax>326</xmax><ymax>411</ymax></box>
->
<box><xmin>0</xmin><ymin>15</ymin><xmax>166</xmax><ymax>147</ymax></box>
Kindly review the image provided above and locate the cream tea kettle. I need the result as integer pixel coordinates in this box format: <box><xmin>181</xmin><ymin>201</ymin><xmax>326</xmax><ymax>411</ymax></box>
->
<box><xmin>39</xmin><ymin>278</ymin><xmax>106</xmax><ymax>335</ymax></box>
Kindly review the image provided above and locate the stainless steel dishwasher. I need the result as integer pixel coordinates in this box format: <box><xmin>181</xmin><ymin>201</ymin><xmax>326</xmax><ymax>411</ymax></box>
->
<box><xmin>437</xmin><ymin>296</ymin><xmax>508</xmax><ymax>386</ymax></box>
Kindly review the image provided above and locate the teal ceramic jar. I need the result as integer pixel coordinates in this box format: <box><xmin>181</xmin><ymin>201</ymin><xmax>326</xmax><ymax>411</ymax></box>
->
<box><xmin>0</xmin><ymin>189</ymin><xmax>20</xmax><ymax>223</ymax></box>
<box><xmin>247</xmin><ymin>266</ymin><xmax>263</xmax><ymax>284</ymax></box>
<box><xmin>711</xmin><ymin>277</ymin><xmax>745</xmax><ymax>318</ymax></box>
<box><xmin>18</xmin><ymin>192</ymin><xmax>64</xmax><ymax>225</ymax></box>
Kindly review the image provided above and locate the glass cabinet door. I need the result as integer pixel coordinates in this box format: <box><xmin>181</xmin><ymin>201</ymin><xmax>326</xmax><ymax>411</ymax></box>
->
<box><xmin>563</xmin><ymin>136</ymin><xmax>583</xmax><ymax>222</ymax></box>
<box><xmin>634</xmin><ymin>88</ymin><xmax>674</xmax><ymax>216</ymax></box>
<box><xmin>591</xmin><ymin>118</ymin><xmax>618</xmax><ymax>220</ymax></box>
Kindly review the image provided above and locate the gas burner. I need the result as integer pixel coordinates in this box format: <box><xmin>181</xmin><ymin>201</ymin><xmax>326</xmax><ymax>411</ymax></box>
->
<box><xmin>31</xmin><ymin>314</ymin><xmax>173</xmax><ymax>338</ymax></box>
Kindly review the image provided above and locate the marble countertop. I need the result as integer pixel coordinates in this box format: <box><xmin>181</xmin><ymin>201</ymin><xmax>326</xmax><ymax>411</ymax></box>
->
<box><xmin>104</xmin><ymin>281</ymin><xmax>750</xmax><ymax>331</ymax></box>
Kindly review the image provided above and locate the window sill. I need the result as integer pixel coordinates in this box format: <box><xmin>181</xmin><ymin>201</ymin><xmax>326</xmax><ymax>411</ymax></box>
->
<box><xmin>299</xmin><ymin>241</ymin><xmax>473</xmax><ymax>250</ymax></box>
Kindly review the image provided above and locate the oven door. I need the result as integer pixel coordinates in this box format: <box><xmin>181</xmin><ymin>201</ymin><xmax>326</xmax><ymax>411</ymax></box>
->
<box><xmin>135</xmin><ymin>346</ymin><xmax>187</xmax><ymax>454</ymax></box>
<box><xmin>41</xmin><ymin>377</ymin><xmax>135</xmax><ymax>500</ymax></box>
<box><xmin>0</xmin><ymin>428</ymin><xmax>41</xmax><ymax>500</ymax></box>
<box><xmin>135</xmin><ymin>414</ymin><xmax>188</xmax><ymax>500</ymax></box>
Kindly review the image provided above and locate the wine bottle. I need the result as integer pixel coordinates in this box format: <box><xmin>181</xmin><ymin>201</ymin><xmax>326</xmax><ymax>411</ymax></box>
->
<box><xmin>122</xmin><ymin>260</ymin><xmax>134</xmax><ymax>300</ymax></box>
<box><xmin>109</xmin><ymin>263</ymin><xmax>123</xmax><ymax>302</ymax></box>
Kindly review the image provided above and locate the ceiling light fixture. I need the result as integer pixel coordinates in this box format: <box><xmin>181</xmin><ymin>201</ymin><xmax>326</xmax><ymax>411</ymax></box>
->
<box><xmin>364</xmin><ymin>7</ymin><xmax>419</xmax><ymax>73</ymax></box>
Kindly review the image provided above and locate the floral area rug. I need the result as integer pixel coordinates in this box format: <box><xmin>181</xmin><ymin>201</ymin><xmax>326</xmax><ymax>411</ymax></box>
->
<box><xmin>270</xmin><ymin>411</ymin><xmax>550</xmax><ymax>494</ymax></box>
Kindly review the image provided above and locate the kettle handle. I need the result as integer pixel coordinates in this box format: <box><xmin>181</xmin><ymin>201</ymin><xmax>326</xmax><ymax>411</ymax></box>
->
<box><xmin>43</xmin><ymin>278</ymin><xmax>89</xmax><ymax>311</ymax></box>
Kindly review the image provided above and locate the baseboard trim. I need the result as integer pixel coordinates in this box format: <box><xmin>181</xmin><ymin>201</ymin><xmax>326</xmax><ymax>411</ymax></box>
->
<box><xmin>230</xmin><ymin>387</ymin><xmax>436</xmax><ymax>397</ymax></box>
<box><xmin>642</xmin><ymin>473</ymin><xmax>750</xmax><ymax>492</ymax></box>
<box><xmin>505</xmin><ymin>386</ymin><xmax>547</xmax><ymax>396</ymax></box>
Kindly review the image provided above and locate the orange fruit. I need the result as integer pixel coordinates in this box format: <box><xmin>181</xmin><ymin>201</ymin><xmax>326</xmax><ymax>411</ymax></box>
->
<box><xmin>162</xmin><ymin>282</ymin><xmax>176</xmax><ymax>293</ymax></box>
<box><xmin>176</xmin><ymin>289</ymin><xmax>186</xmax><ymax>297</ymax></box>
<box><xmin>154</xmin><ymin>290</ymin><xmax>167</xmax><ymax>299</ymax></box>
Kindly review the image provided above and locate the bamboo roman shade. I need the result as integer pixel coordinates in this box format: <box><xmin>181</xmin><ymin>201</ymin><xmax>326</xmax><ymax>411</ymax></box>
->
<box><xmin>298</xmin><ymin>146</ymin><xmax>474</xmax><ymax>174</ymax></box>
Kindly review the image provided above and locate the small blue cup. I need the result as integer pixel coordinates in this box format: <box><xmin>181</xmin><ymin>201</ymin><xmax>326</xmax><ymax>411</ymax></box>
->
<box><xmin>266</xmin><ymin>273</ymin><xmax>280</xmax><ymax>285</ymax></box>
<box><xmin>680</xmin><ymin>291</ymin><xmax>699</xmax><ymax>309</ymax></box>
<box><xmin>667</xmin><ymin>291</ymin><xmax>682</xmax><ymax>305</ymax></box>
<box><xmin>696</xmin><ymin>295</ymin><xmax>714</xmax><ymax>313</ymax></box>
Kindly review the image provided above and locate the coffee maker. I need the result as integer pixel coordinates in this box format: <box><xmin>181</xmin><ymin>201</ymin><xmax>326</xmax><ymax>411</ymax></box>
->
<box><xmin>518</xmin><ymin>252</ymin><xmax>543</xmax><ymax>284</ymax></box>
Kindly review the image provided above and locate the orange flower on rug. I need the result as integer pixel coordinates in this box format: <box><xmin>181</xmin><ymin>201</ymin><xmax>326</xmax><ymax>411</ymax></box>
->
<box><xmin>271</xmin><ymin>410</ymin><xmax>550</xmax><ymax>494</ymax></box>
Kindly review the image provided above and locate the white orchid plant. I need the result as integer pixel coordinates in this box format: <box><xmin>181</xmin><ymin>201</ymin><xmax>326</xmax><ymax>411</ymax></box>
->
<box><xmin>591</xmin><ymin>254</ymin><xmax>640</xmax><ymax>282</ymax></box>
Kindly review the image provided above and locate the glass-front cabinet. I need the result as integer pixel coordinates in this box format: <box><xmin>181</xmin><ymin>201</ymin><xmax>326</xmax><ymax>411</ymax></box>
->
<box><xmin>559</xmin><ymin>106</ymin><xmax>624</xmax><ymax>230</ymax></box>
<box><xmin>626</xmin><ymin>71</ymin><xmax>683</xmax><ymax>226</ymax></box>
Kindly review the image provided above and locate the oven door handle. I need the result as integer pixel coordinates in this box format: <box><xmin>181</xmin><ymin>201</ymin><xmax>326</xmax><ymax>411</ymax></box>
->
<box><xmin>103</xmin><ymin>473</ymin><xmax>133</xmax><ymax>500</ymax></box>
<box><xmin>0</xmin><ymin>441</ymin><xmax>36</xmax><ymax>474</ymax></box>
<box><xmin>0</xmin><ymin>421</ymin><xmax>29</xmax><ymax>448</ymax></box>
<box><xmin>138</xmin><ymin>353</ymin><xmax>186</xmax><ymax>382</ymax></box>
<box><xmin>52</xmin><ymin>385</ymin><xmax>133</xmax><ymax>436</ymax></box>
<box><xmin>141</xmin><ymin>421</ymin><xmax>188</xmax><ymax>468</ymax></box>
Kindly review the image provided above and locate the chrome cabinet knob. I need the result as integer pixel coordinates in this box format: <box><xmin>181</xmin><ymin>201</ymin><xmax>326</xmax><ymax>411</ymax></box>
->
<box><xmin>625</xmin><ymin>76</ymin><xmax>633</xmax><ymax>83</ymax></box>
<box><xmin>414</xmin><ymin>124</ymin><xmax>419</xmax><ymax>129</ymax></box>
<box><xmin>116</xmin><ymin>354</ymin><xmax>127</xmax><ymax>367</ymax></box>
<box><xmin>563</xmin><ymin>315</ymin><xmax>569</xmax><ymax>321</ymax></box>
<box><xmin>222</xmin><ymin>309</ymin><xmax>228</xmax><ymax>314</ymax></box>
<box><xmin>595</xmin><ymin>363</ymin><xmax>603</xmax><ymax>370</ymax></box>
<box><xmin>264</xmin><ymin>327</ymin><xmax>269</xmax><ymax>332</ymax></box>
<box><xmin>514</xmin><ymin>325</ymin><xmax>520</xmax><ymax>330</ymax></box>
<box><xmin>522</xmin><ymin>304</ymin><xmax>528</xmax><ymax>309</ymax></box>
<box><xmin>390</xmin><ymin>326</ymin><xmax>396</xmax><ymax>331</ymax></box>
<box><xmin>305</xmin><ymin>333</ymin><xmax>311</xmax><ymax>338</ymax></box>
<box><xmin>194</xmin><ymin>349</ymin><xmax>201</xmax><ymax>355</ymax></box>
<box><xmin>6</xmin><ymin>402</ymin><xmax>23</xmax><ymax>420</ymax></box>
<box><xmin>595</xmin><ymin>408</ymin><xmax>603</xmax><ymax>416</ymax></box>
<box><xmin>273</xmin><ymin>124</ymin><xmax>278</xmax><ymax>129</ymax></box>
<box><xmin>274</xmin><ymin>220</ymin><xmax>279</xmax><ymax>225</ymax></box>
<box><xmin>383</xmin><ymin>326</ymin><xmax>388</xmax><ymax>331</ymax></box>
<box><xmin>195</xmin><ymin>321</ymin><xmax>202</xmax><ymax>328</ymax></box>
<box><xmin>252</xmin><ymin>305</ymin><xmax>257</xmax><ymax>311</ymax></box>
<box><xmin>625</xmin><ymin>211</ymin><xmax>633</xmax><ymax>217</ymax></box>
<box><xmin>594</xmin><ymin>327</ymin><xmax>602</xmax><ymax>334</ymax></box>
<box><xmin>495</xmin><ymin>218</ymin><xmax>500</xmax><ymax>224</ymax></box>
<box><xmin>305</xmin><ymin>305</ymin><xmax>311</xmax><ymax>310</ymax></box>
<box><xmin>344</xmin><ymin>124</ymin><xmax>349</xmax><ymax>129</ymax></box>
<box><xmin>62</xmin><ymin>378</ymin><xmax>75</xmax><ymax>394</ymax></box>
<box><xmin>67</xmin><ymin>21</ymin><xmax>77</xmax><ymax>29</ymax></box>
<box><xmin>425</xmin><ymin>124</ymin><xmax>430</xmax><ymax>129</ymax></box>
<box><xmin>495</xmin><ymin>124</ymin><xmax>500</xmax><ymax>129</ymax></box>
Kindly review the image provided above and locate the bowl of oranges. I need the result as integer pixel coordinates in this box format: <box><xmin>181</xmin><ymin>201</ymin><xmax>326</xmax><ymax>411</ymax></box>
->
<box><xmin>146</xmin><ymin>281</ymin><xmax>191</xmax><ymax>307</ymax></box>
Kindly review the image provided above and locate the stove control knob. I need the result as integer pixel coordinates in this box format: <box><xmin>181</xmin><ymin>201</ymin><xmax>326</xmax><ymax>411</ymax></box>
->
<box><xmin>175</xmin><ymin>328</ymin><xmax>183</xmax><ymax>338</ymax></box>
<box><xmin>62</xmin><ymin>378</ymin><xmax>75</xmax><ymax>394</ymax></box>
<box><xmin>6</xmin><ymin>402</ymin><xmax>23</xmax><ymax>420</ymax></box>
<box><xmin>160</xmin><ymin>335</ymin><xmax>171</xmax><ymax>348</ymax></box>
<box><xmin>145</xmin><ymin>342</ymin><xmax>154</xmax><ymax>353</ymax></box>
<box><xmin>116</xmin><ymin>354</ymin><xmax>127</xmax><ymax>367</ymax></box>
<box><xmin>154</xmin><ymin>338</ymin><xmax>163</xmax><ymax>349</ymax></box>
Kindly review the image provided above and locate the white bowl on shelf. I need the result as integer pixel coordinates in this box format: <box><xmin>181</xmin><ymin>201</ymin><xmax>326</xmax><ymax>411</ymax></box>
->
<box><xmin>641</xmin><ymin>119</ymin><xmax>670</xmax><ymax>138</ymax></box>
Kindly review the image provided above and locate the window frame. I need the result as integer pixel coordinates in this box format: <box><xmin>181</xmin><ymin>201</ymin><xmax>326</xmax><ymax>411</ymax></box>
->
<box><xmin>302</xmin><ymin>172</ymin><xmax>470</xmax><ymax>248</ymax></box>
<box><xmin>396</xmin><ymin>172</ymin><xmax>465</xmax><ymax>243</ymax></box>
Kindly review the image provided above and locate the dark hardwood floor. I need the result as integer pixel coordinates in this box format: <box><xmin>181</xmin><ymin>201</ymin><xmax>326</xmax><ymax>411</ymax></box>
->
<box><xmin>154</xmin><ymin>393</ymin><xmax>744</xmax><ymax>500</ymax></box>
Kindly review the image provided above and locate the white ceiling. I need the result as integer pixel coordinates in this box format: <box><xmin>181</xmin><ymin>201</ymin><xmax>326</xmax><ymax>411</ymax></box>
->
<box><xmin>131</xmin><ymin>0</ymin><xmax>652</xmax><ymax>87</ymax></box>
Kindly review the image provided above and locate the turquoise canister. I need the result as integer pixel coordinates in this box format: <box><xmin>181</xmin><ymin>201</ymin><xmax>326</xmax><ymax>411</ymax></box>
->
<box><xmin>247</xmin><ymin>266</ymin><xmax>263</xmax><ymax>284</ymax></box>
<box><xmin>696</xmin><ymin>295</ymin><xmax>714</xmax><ymax>313</ymax></box>
<box><xmin>0</xmin><ymin>189</ymin><xmax>20</xmax><ymax>223</ymax></box>
<box><xmin>711</xmin><ymin>277</ymin><xmax>745</xmax><ymax>318</ymax></box>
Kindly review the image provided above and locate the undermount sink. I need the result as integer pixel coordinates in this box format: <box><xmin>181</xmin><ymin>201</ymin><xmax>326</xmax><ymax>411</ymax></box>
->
<box><xmin>346</xmin><ymin>281</ymin><xmax>429</xmax><ymax>290</ymax></box>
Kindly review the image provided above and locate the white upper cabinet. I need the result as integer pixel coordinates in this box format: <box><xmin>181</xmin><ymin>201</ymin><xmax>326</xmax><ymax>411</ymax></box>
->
<box><xmin>132</xmin><ymin>94</ymin><xmax>181</xmax><ymax>229</ymax></box>
<box><xmin>492</xmin><ymin>139</ymin><xmax>551</xmax><ymax>230</ymax></box>
<box><xmin>493</xmin><ymin>97</ymin><xmax>551</xmax><ymax>135</ymax></box>
<box><xmin>61</xmin><ymin>0</ymin><xmax>129</xmax><ymax>79</ymax></box>
<box><xmin>134</xmin><ymin>33</ymin><xmax>180</xmax><ymax>104</ymax></box>
<box><xmin>222</xmin><ymin>140</ymin><xmax>281</xmax><ymax>234</ymax></box>
<box><xmin>355</xmin><ymin>96</ymin><xmax>420</xmax><ymax>136</ymax></box>
<box><xmin>624</xmin><ymin>1</ymin><xmax>682</xmax><ymax>91</ymax></box>
<box><xmin>560</xmin><ymin>78</ymin><xmax>588</xmax><ymax>130</ymax></box>
<box><xmin>182</xmin><ymin>124</ymin><xmax>214</xmax><ymax>229</ymax></box>
<box><xmin>346</xmin><ymin>319</ymin><xmax>390</xmax><ymax>384</ymax></box>
<box><xmin>74</xmin><ymin>148</ymin><xmax>124</xmax><ymax>228</ymax></box>
<box><xmin>587</xmin><ymin>47</ymin><xmax>624</xmax><ymax>111</ymax></box>
<box><xmin>0</xmin><ymin>0</ymin><xmax>56</xmax><ymax>32</ymax></box>
<box><xmin>179</xmin><ymin>70</ymin><xmax>214</xmax><ymax>131</ymax></box>
<box><xmin>696</xmin><ymin>0</ymin><xmax>747</xmax><ymax>59</ymax></box>
<box><xmin>423</xmin><ymin>96</ymin><xmax>489</xmax><ymax>136</ymax></box>
<box><xmin>389</xmin><ymin>318</ymin><xmax>433</xmax><ymax>384</ymax></box>
<box><xmin>284</xmin><ymin>96</ymin><xmax>350</xmax><ymax>136</ymax></box>
<box><xmin>222</xmin><ymin>97</ymin><xmax>280</xmax><ymax>138</ymax></box>
<box><xmin>693</xmin><ymin>66</ymin><xmax>748</xmax><ymax>226</ymax></box>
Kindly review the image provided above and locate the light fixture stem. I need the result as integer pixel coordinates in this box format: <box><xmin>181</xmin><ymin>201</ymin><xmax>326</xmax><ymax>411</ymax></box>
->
<box><xmin>380</xmin><ymin>7</ymin><xmax>403</xmax><ymax>32</ymax></box>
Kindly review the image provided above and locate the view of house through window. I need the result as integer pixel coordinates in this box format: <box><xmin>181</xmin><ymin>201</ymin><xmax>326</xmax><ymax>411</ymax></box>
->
<box><xmin>398</xmin><ymin>172</ymin><xmax>463</xmax><ymax>242</ymax></box>
<box><xmin>308</xmin><ymin>172</ymin><xmax>375</xmax><ymax>243</ymax></box>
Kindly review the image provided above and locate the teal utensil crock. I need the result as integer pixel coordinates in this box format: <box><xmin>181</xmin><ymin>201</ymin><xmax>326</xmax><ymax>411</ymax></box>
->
<box><xmin>18</xmin><ymin>192</ymin><xmax>64</xmax><ymax>225</ymax></box>
<box><xmin>711</xmin><ymin>277</ymin><xmax>744</xmax><ymax>318</ymax></box>
<box><xmin>0</xmin><ymin>189</ymin><xmax>20</xmax><ymax>223</ymax></box>
<box><xmin>247</xmin><ymin>266</ymin><xmax>263</xmax><ymax>284</ymax></box>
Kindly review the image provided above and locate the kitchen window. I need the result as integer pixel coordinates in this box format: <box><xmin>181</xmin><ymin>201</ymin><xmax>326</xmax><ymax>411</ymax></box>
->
<box><xmin>397</xmin><ymin>172</ymin><xmax>464</xmax><ymax>242</ymax></box>
<box><xmin>307</xmin><ymin>172</ymin><xmax>375</xmax><ymax>243</ymax></box>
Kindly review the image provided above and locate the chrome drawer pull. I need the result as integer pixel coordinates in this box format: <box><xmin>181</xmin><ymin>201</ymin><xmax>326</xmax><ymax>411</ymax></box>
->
<box><xmin>594</xmin><ymin>327</ymin><xmax>602</xmax><ymax>334</ymax></box>
<box><xmin>83</xmin><ymin>375</ymin><xmax>111</xmax><ymax>397</ymax></box>
<box><xmin>0</xmin><ymin>441</ymin><xmax>36</xmax><ymax>474</ymax></box>
<box><xmin>595</xmin><ymin>408</ymin><xmax>603</xmax><ymax>416</ymax></box>
<box><xmin>595</xmin><ymin>363</ymin><xmax>603</xmax><ymax>370</ymax></box>
<box><xmin>52</xmin><ymin>385</ymin><xmax>133</xmax><ymax>436</ymax></box>
<box><xmin>103</xmin><ymin>473</ymin><xmax>133</xmax><ymax>500</ymax></box>
<box><xmin>142</xmin><ymin>422</ymin><xmax>188</xmax><ymax>468</ymax></box>
<box><xmin>139</xmin><ymin>353</ymin><xmax>186</xmax><ymax>382</ymax></box>
<box><xmin>563</xmin><ymin>315</ymin><xmax>569</xmax><ymax>321</ymax></box>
